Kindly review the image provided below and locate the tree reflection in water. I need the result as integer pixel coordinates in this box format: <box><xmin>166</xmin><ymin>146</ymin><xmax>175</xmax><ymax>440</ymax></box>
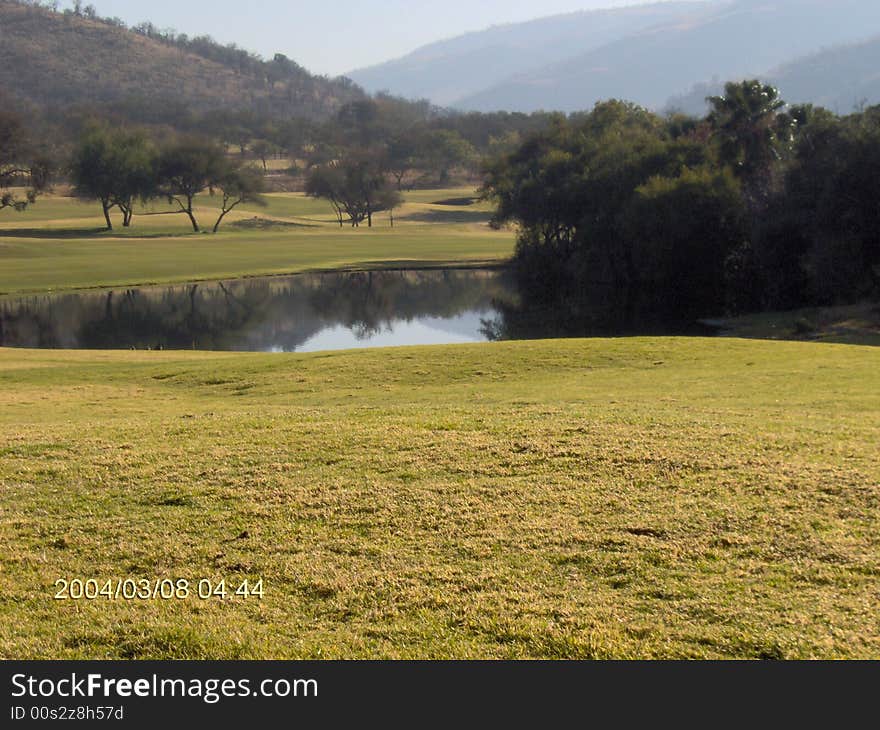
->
<box><xmin>0</xmin><ymin>269</ymin><xmax>517</xmax><ymax>352</ymax></box>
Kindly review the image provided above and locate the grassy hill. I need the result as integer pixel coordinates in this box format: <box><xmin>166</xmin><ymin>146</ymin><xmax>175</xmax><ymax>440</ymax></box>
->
<box><xmin>0</xmin><ymin>0</ymin><xmax>364</xmax><ymax>121</ymax></box>
<box><xmin>1</xmin><ymin>337</ymin><xmax>877</xmax><ymax>659</ymax></box>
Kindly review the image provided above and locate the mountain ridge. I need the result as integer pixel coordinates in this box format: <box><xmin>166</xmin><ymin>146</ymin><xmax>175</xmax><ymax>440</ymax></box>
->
<box><xmin>347</xmin><ymin>2</ymin><xmax>711</xmax><ymax>106</ymax></box>
<box><xmin>349</xmin><ymin>0</ymin><xmax>880</xmax><ymax>113</ymax></box>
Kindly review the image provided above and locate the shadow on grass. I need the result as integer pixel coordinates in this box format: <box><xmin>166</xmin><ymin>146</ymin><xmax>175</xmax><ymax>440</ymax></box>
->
<box><xmin>401</xmin><ymin>210</ymin><xmax>492</xmax><ymax>224</ymax></box>
<box><xmin>330</xmin><ymin>259</ymin><xmax>511</xmax><ymax>273</ymax></box>
<box><xmin>0</xmin><ymin>226</ymin><xmax>203</xmax><ymax>240</ymax></box>
<box><xmin>431</xmin><ymin>197</ymin><xmax>479</xmax><ymax>206</ymax></box>
<box><xmin>229</xmin><ymin>217</ymin><xmax>315</xmax><ymax>230</ymax></box>
<box><xmin>0</xmin><ymin>227</ymin><xmax>110</xmax><ymax>239</ymax></box>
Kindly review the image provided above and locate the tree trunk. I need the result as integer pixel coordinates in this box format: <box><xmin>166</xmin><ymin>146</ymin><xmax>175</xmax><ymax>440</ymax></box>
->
<box><xmin>102</xmin><ymin>201</ymin><xmax>113</xmax><ymax>231</ymax></box>
<box><xmin>185</xmin><ymin>197</ymin><xmax>200</xmax><ymax>232</ymax></box>
<box><xmin>213</xmin><ymin>197</ymin><xmax>241</xmax><ymax>233</ymax></box>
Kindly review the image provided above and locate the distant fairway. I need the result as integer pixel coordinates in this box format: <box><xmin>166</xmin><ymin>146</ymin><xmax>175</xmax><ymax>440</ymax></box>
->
<box><xmin>0</xmin><ymin>188</ymin><xmax>513</xmax><ymax>295</ymax></box>
<box><xmin>0</xmin><ymin>338</ymin><xmax>878</xmax><ymax>659</ymax></box>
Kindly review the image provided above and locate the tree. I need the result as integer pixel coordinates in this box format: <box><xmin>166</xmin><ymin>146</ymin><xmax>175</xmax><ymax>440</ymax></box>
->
<box><xmin>157</xmin><ymin>139</ymin><xmax>227</xmax><ymax>232</ymax></box>
<box><xmin>305</xmin><ymin>152</ymin><xmax>398</xmax><ymax>229</ymax></box>
<box><xmin>0</xmin><ymin>106</ymin><xmax>48</xmax><ymax>214</ymax></box>
<box><xmin>348</xmin><ymin>151</ymin><xmax>391</xmax><ymax>229</ymax></box>
<box><xmin>625</xmin><ymin>166</ymin><xmax>746</xmax><ymax>318</ymax></box>
<box><xmin>212</xmin><ymin>165</ymin><xmax>266</xmax><ymax>232</ymax></box>
<box><xmin>420</xmin><ymin>129</ymin><xmax>476</xmax><ymax>185</ymax></box>
<box><xmin>335</xmin><ymin>100</ymin><xmax>382</xmax><ymax>148</ymax></box>
<box><xmin>783</xmin><ymin>106</ymin><xmax>880</xmax><ymax>297</ymax></box>
<box><xmin>386</xmin><ymin>129</ymin><xmax>422</xmax><ymax>190</ymax></box>
<box><xmin>70</xmin><ymin>125</ymin><xmax>155</xmax><ymax>229</ymax></box>
<box><xmin>305</xmin><ymin>163</ymin><xmax>349</xmax><ymax>227</ymax></box>
<box><xmin>707</xmin><ymin>80</ymin><xmax>788</xmax><ymax>208</ymax></box>
<box><xmin>376</xmin><ymin>185</ymin><xmax>404</xmax><ymax>228</ymax></box>
<box><xmin>483</xmin><ymin>101</ymin><xmax>746</xmax><ymax>324</ymax></box>
<box><xmin>250</xmin><ymin>139</ymin><xmax>279</xmax><ymax>171</ymax></box>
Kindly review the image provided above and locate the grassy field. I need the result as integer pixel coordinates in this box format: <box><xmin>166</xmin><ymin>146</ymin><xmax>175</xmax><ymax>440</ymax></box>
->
<box><xmin>1</xmin><ymin>338</ymin><xmax>878</xmax><ymax>659</ymax></box>
<box><xmin>0</xmin><ymin>188</ymin><xmax>512</xmax><ymax>295</ymax></box>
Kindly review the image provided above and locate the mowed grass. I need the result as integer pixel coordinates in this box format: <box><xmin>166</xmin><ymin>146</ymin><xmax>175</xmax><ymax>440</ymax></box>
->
<box><xmin>0</xmin><ymin>188</ymin><xmax>512</xmax><ymax>295</ymax></box>
<box><xmin>1</xmin><ymin>338</ymin><xmax>878</xmax><ymax>659</ymax></box>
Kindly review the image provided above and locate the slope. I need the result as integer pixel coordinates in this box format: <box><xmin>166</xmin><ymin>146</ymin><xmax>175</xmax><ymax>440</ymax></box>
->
<box><xmin>346</xmin><ymin>2</ymin><xmax>712</xmax><ymax>107</ymax></box>
<box><xmin>0</xmin><ymin>0</ymin><xmax>363</xmax><ymax>121</ymax></box>
<box><xmin>456</xmin><ymin>0</ymin><xmax>880</xmax><ymax>112</ymax></box>
<box><xmin>669</xmin><ymin>35</ymin><xmax>880</xmax><ymax>115</ymax></box>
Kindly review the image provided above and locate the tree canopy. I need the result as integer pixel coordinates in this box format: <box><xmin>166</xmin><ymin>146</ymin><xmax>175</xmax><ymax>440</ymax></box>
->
<box><xmin>482</xmin><ymin>87</ymin><xmax>880</xmax><ymax>329</ymax></box>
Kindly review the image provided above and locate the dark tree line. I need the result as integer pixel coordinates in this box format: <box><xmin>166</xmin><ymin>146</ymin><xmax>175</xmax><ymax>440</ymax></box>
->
<box><xmin>483</xmin><ymin>81</ymin><xmax>880</xmax><ymax>328</ymax></box>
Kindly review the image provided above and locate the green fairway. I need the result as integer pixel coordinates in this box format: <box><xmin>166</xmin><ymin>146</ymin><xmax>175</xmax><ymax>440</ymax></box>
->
<box><xmin>0</xmin><ymin>188</ymin><xmax>513</xmax><ymax>295</ymax></box>
<box><xmin>1</xmin><ymin>338</ymin><xmax>877</xmax><ymax>659</ymax></box>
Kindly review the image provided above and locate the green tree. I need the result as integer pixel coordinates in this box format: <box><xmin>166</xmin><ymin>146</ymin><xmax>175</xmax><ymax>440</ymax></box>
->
<box><xmin>305</xmin><ymin>151</ymin><xmax>398</xmax><ymax>229</ymax></box>
<box><xmin>785</xmin><ymin>106</ymin><xmax>880</xmax><ymax>297</ymax></box>
<box><xmin>157</xmin><ymin>139</ymin><xmax>227</xmax><ymax>232</ymax></box>
<box><xmin>0</xmin><ymin>106</ymin><xmax>48</xmax><ymax>214</ymax></box>
<box><xmin>707</xmin><ymin>80</ymin><xmax>788</xmax><ymax>206</ymax></box>
<box><xmin>376</xmin><ymin>185</ymin><xmax>404</xmax><ymax>228</ymax></box>
<box><xmin>625</xmin><ymin>166</ymin><xmax>746</xmax><ymax>317</ymax></box>
<box><xmin>386</xmin><ymin>129</ymin><xmax>422</xmax><ymax>191</ymax></box>
<box><xmin>304</xmin><ymin>163</ymin><xmax>350</xmax><ymax>227</ymax></box>
<box><xmin>251</xmin><ymin>139</ymin><xmax>280</xmax><ymax>172</ymax></box>
<box><xmin>212</xmin><ymin>165</ymin><xmax>267</xmax><ymax>232</ymax></box>
<box><xmin>70</xmin><ymin>125</ymin><xmax>155</xmax><ymax>230</ymax></box>
<box><xmin>420</xmin><ymin>129</ymin><xmax>476</xmax><ymax>185</ymax></box>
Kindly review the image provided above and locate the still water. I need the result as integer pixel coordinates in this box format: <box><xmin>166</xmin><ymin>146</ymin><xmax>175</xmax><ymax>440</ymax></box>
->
<box><xmin>0</xmin><ymin>269</ymin><xmax>517</xmax><ymax>352</ymax></box>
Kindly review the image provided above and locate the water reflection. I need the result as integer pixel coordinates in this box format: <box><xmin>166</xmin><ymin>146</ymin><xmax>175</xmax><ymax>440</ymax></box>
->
<box><xmin>0</xmin><ymin>269</ymin><xmax>517</xmax><ymax>352</ymax></box>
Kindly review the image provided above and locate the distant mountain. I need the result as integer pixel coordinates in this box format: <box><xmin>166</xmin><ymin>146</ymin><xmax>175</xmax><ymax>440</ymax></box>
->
<box><xmin>769</xmin><ymin>36</ymin><xmax>880</xmax><ymax>113</ymax></box>
<box><xmin>347</xmin><ymin>2</ymin><xmax>710</xmax><ymax>106</ymax></box>
<box><xmin>669</xmin><ymin>35</ymin><xmax>880</xmax><ymax>115</ymax></box>
<box><xmin>0</xmin><ymin>0</ymin><xmax>364</xmax><ymax>122</ymax></box>
<box><xmin>350</xmin><ymin>0</ymin><xmax>880</xmax><ymax>114</ymax></box>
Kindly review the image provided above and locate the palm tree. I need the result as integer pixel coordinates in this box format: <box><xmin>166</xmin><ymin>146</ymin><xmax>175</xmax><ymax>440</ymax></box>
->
<box><xmin>707</xmin><ymin>80</ymin><xmax>786</xmax><ymax>181</ymax></box>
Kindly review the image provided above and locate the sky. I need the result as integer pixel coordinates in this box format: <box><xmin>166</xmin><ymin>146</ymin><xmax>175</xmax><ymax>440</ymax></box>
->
<box><xmin>75</xmin><ymin>0</ymin><xmax>676</xmax><ymax>76</ymax></box>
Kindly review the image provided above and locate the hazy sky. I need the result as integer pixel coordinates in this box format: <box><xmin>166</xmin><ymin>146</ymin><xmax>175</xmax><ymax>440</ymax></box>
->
<box><xmin>79</xmin><ymin>0</ymin><xmax>677</xmax><ymax>76</ymax></box>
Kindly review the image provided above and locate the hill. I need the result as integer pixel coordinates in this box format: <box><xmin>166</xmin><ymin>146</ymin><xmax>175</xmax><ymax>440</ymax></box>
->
<box><xmin>0</xmin><ymin>0</ymin><xmax>364</xmax><ymax>123</ymax></box>
<box><xmin>669</xmin><ymin>35</ymin><xmax>880</xmax><ymax>115</ymax></box>
<box><xmin>771</xmin><ymin>36</ymin><xmax>880</xmax><ymax>113</ymax></box>
<box><xmin>347</xmin><ymin>1</ymin><xmax>709</xmax><ymax>107</ymax></box>
<box><xmin>350</xmin><ymin>0</ymin><xmax>880</xmax><ymax>113</ymax></box>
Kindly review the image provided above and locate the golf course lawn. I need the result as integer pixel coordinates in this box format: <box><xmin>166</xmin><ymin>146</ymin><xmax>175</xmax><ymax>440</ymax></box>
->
<box><xmin>1</xmin><ymin>338</ymin><xmax>877</xmax><ymax>659</ymax></box>
<box><xmin>0</xmin><ymin>188</ymin><xmax>513</xmax><ymax>295</ymax></box>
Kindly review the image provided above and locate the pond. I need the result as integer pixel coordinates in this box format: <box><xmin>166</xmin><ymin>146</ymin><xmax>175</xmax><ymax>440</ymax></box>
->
<box><xmin>0</xmin><ymin>269</ymin><xmax>519</xmax><ymax>352</ymax></box>
<box><xmin>0</xmin><ymin>267</ymin><xmax>723</xmax><ymax>352</ymax></box>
